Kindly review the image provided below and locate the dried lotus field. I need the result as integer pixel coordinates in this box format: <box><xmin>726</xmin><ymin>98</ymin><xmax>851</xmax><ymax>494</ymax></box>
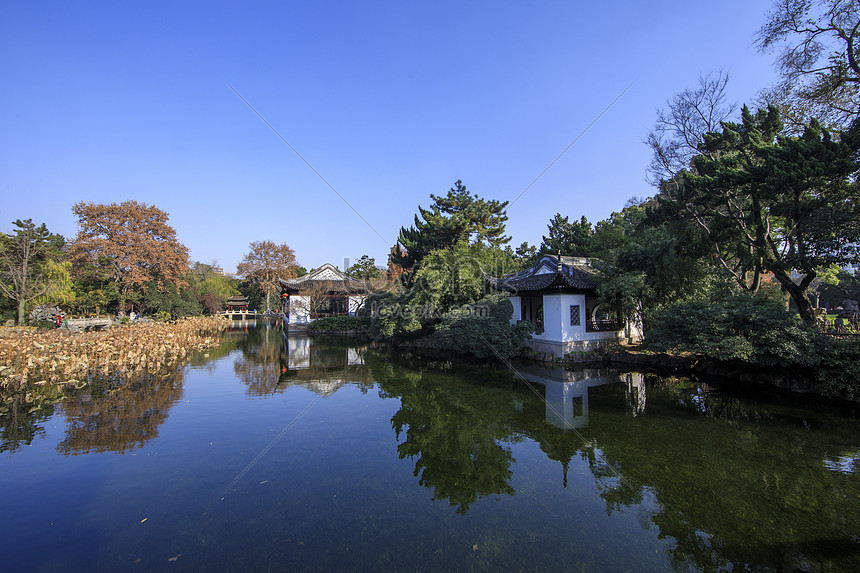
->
<box><xmin>0</xmin><ymin>316</ymin><xmax>229</xmax><ymax>393</ymax></box>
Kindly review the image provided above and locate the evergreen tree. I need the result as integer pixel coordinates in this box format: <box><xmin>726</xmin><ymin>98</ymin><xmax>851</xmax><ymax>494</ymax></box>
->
<box><xmin>392</xmin><ymin>181</ymin><xmax>509</xmax><ymax>278</ymax></box>
<box><xmin>539</xmin><ymin>214</ymin><xmax>593</xmax><ymax>257</ymax></box>
<box><xmin>0</xmin><ymin>219</ymin><xmax>65</xmax><ymax>324</ymax></box>
<box><xmin>680</xmin><ymin>106</ymin><xmax>860</xmax><ymax>322</ymax></box>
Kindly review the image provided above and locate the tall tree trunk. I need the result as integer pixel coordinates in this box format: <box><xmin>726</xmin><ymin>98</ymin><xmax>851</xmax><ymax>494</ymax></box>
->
<box><xmin>17</xmin><ymin>299</ymin><xmax>26</xmax><ymax>326</ymax></box>
<box><xmin>772</xmin><ymin>270</ymin><xmax>816</xmax><ymax>323</ymax></box>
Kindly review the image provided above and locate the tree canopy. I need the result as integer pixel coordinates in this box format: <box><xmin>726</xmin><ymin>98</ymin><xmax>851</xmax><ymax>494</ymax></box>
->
<box><xmin>347</xmin><ymin>255</ymin><xmax>383</xmax><ymax>279</ymax></box>
<box><xmin>539</xmin><ymin>213</ymin><xmax>593</xmax><ymax>257</ymax></box>
<box><xmin>392</xmin><ymin>180</ymin><xmax>510</xmax><ymax>275</ymax></box>
<box><xmin>679</xmin><ymin>105</ymin><xmax>860</xmax><ymax>322</ymax></box>
<box><xmin>236</xmin><ymin>240</ymin><xmax>298</xmax><ymax>311</ymax></box>
<box><xmin>0</xmin><ymin>219</ymin><xmax>65</xmax><ymax>324</ymax></box>
<box><xmin>68</xmin><ymin>201</ymin><xmax>189</xmax><ymax>308</ymax></box>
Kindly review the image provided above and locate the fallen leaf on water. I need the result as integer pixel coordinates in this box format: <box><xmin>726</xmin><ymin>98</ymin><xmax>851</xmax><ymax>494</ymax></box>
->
<box><xmin>472</xmin><ymin>545</ymin><xmax>478</xmax><ymax>551</ymax></box>
<box><xmin>260</xmin><ymin>481</ymin><xmax>269</xmax><ymax>484</ymax></box>
<box><xmin>140</xmin><ymin>518</ymin><xmax>147</xmax><ymax>523</ymax></box>
<box><xmin>168</xmin><ymin>554</ymin><xmax>182</xmax><ymax>562</ymax></box>
<box><xmin>134</xmin><ymin>558</ymin><xmax>143</xmax><ymax>563</ymax></box>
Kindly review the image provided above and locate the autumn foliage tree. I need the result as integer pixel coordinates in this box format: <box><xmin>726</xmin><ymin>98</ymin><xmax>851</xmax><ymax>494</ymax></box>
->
<box><xmin>236</xmin><ymin>241</ymin><xmax>298</xmax><ymax>311</ymax></box>
<box><xmin>68</xmin><ymin>201</ymin><xmax>190</xmax><ymax>311</ymax></box>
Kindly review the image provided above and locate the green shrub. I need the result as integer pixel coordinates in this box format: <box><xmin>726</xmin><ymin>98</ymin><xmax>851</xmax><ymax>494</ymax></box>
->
<box><xmin>434</xmin><ymin>295</ymin><xmax>534</xmax><ymax>360</ymax></box>
<box><xmin>367</xmin><ymin>291</ymin><xmax>425</xmax><ymax>340</ymax></box>
<box><xmin>308</xmin><ymin>315</ymin><xmax>369</xmax><ymax>332</ymax></box>
<box><xmin>646</xmin><ymin>295</ymin><xmax>821</xmax><ymax>367</ymax></box>
<box><xmin>814</xmin><ymin>338</ymin><xmax>860</xmax><ymax>399</ymax></box>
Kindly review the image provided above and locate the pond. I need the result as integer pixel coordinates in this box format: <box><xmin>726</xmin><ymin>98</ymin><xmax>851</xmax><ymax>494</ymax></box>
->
<box><xmin>1</xmin><ymin>322</ymin><xmax>859</xmax><ymax>572</ymax></box>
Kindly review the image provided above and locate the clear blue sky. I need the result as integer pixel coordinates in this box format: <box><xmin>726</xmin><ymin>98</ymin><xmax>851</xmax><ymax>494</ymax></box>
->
<box><xmin>1</xmin><ymin>1</ymin><xmax>777</xmax><ymax>274</ymax></box>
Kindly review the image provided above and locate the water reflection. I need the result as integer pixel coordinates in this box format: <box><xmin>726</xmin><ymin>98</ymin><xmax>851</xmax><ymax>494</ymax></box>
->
<box><xmin>2</xmin><ymin>329</ymin><xmax>859</xmax><ymax>571</ymax></box>
<box><xmin>232</xmin><ymin>324</ymin><xmax>373</xmax><ymax>397</ymax></box>
<box><xmin>57</xmin><ymin>373</ymin><xmax>185</xmax><ymax>455</ymax></box>
<box><xmin>514</xmin><ymin>364</ymin><xmax>640</xmax><ymax>429</ymax></box>
<box><xmin>0</xmin><ymin>393</ymin><xmax>57</xmax><ymax>453</ymax></box>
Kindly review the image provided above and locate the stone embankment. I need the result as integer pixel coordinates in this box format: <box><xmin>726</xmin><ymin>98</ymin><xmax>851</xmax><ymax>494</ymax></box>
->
<box><xmin>0</xmin><ymin>316</ymin><xmax>229</xmax><ymax>393</ymax></box>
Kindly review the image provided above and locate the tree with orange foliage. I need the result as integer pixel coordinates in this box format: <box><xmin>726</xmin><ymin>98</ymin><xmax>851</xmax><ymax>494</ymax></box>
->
<box><xmin>68</xmin><ymin>201</ymin><xmax>190</xmax><ymax>311</ymax></box>
<box><xmin>236</xmin><ymin>241</ymin><xmax>298</xmax><ymax>312</ymax></box>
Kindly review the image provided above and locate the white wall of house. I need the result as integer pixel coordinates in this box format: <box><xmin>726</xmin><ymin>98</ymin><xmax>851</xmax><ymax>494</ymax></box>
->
<box><xmin>348</xmin><ymin>295</ymin><xmax>367</xmax><ymax>316</ymax></box>
<box><xmin>507</xmin><ymin>292</ymin><xmax>625</xmax><ymax>347</ymax></box>
<box><xmin>509</xmin><ymin>296</ymin><xmax>522</xmax><ymax>322</ymax></box>
<box><xmin>288</xmin><ymin>296</ymin><xmax>310</xmax><ymax>325</ymax></box>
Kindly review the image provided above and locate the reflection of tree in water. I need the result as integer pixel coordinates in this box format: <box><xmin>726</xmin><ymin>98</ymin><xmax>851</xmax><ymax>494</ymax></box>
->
<box><xmin>370</xmin><ymin>355</ymin><xmax>522</xmax><ymax>514</ymax></box>
<box><xmin>579</xmin><ymin>376</ymin><xmax>860</xmax><ymax>572</ymax></box>
<box><xmin>232</xmin><ymin>323</ymin><xmax>284</xmax><ymax>396</ymax></box>
<box><xmin>57</xmin><ymin>373</ymin><xmax>184</xmax><ymax>455</ymax></box>
<box><xmin>0</xmin><ymin>393</ymin><xmax>58</xmax><ymax>454</ymax></box>
<box><xmin>371</xmin><ymin>351</ymin><xmax>860</xmax><ymax>570</ymax></box>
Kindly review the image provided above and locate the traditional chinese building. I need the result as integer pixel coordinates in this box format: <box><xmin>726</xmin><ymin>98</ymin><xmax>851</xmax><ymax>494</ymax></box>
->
<box><xmin>278</xmin><ymin>263</ymin><xmax>371</xmax><ymax>328</ymax></box>
<box><xmin>487</xmin><ymin>254</ymin><xmax>642</xmax><ymax>357</ymax></box>
<box><xmin>225</xmin><ymin>295</ymin><xmax>252</xmax><ymax>319</ymax></box>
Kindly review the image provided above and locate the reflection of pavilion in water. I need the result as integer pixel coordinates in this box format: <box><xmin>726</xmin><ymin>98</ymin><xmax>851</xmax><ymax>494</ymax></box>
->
<box><xmin>279</xmin><ymin>335</ymin><xmax>369</xmax><ymax>396</ymax></box>
<box><xmin>515</xmin><ymin>365</ymin><xmax>646</xmax><ymax>429</ymax></box>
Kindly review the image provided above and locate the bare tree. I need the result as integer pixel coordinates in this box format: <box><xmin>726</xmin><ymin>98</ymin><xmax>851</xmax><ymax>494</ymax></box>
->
<box><xmin>645</xmin><ymin>71</ymin><xmax>737</xmax><ymax>188</ymax></box>
<box><xmin>757</xmin><ymin>0</ymin><xmax>860</xmax><ymax>130</ymax></box>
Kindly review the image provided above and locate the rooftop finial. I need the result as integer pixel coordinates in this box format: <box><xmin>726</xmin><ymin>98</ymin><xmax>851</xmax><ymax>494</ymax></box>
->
<box><xmin>557</xmin><ymin>251</ymin><xmax>562</xmax><ymax>273</ymax></box>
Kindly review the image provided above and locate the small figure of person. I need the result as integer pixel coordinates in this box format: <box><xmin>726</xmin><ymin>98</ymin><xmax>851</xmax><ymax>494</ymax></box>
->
<box><xmin>55</xmin><ymin>314</ymin><xmax>62</xmax><ymax>329</ymax></box>
<box><xmin>129</xmin><ymin>310</ymin><xmax>136</xmax><ymax>321</ymax></box>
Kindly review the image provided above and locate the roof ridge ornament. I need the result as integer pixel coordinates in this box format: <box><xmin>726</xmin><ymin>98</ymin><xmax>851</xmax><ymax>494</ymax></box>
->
<box><xmin>557</xmin><ymin>252</ymin><xmax>562</xmax><ymax>273</ymax></box>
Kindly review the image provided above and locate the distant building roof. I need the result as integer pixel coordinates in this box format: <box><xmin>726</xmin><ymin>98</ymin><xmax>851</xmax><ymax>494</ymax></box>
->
<box><xmin>487</xmin><ymin>255</ymin><xmax>600</xmax><ymax>293</ymax></box>
<box><xmin>278</xmin><ymin>263</ymin><xmax>370</xmax><ymax>295</ymax></box>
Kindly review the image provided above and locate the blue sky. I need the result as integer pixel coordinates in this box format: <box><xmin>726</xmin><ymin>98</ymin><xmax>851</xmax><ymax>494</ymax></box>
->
<box><xmin>1</xmin><ymin>1</ymin><xmax>778</xmax><ymax>274</ymax></box>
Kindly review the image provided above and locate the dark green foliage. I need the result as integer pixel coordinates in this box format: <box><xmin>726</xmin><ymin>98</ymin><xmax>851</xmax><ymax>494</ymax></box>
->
<box><xmin>347</xmin><ymin>255</ymin><xmax>382</xmax><ymax>279</ymax></box>
<box><xmin>141</xmin><ymin>281</ymin><xmax>202</xmax><ymax>319</ymax></box>
<box><xmin>392</xmin><ymin>180</ymin><xmax>510</xmax><ymax>279</ymax></box>
<box><xmin>819</xmin><ymin>269</ymin><xmax>860</xmax><ymax>308</ymax></box>
<box><xmin>539</xmin><ymin>213</ymin><xmax>593</xmax><ymax>256</ymax></box>
<box><xmin>357</xmin><ymin>291</ymin><xmax>397</xmax><ymax>319</ymax></box>
<box><xmin>589</xmin><ymin>201</ymin><xmax>718</xmax><ymax>331</ymax></box>
<box><xmin>511</xmin><ymin>241</ymin><xmax>539</xmax><ymax>269</ymax></box>
<box><xmin>0</xmin><ymin>219</ymin><xmax>65</xmax><ymax>324</ymax></box>
<box><xmin>367</xmin><ymin>290</ymin><xmax>425</xmax><ymax>340</ymax></box>
<box><xmin>308</xmin><ymin>315</ymin><xmax>369</xmax><ymax>333</ymax></box>
<box><xmin>237</xmin><ymin>280</ymin><xmax>266</xmax><ymax>312</ymax></box>
<box><xmin>680</xmin><ymin>106</ymin><xmax>860</xmax><ymax>322</ymax></box>
<box><xmin>646</xmin><ymin>295</ymin><xmax>821</xmax><ymax>366</ymax></box>
<box><xmin>815</xmin><ymin>338</ymin><xmax>860</xmax><ymax>398</ymax></box>
<box><xmin>434</xmin><ymin>295</ymin><xmax>534</xmax><ymax>360</ymax></box>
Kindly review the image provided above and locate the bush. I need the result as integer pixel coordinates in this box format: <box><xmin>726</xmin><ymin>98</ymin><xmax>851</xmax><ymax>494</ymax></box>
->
<box><xmin>646</xmin><ymin>295</ymin><xmax>821</xmax><ymax>367</ymax></box>
<box><xmin>308</xmin><ymin>315</ymin><xmax>369</xmax><ymax>333</ymax></box>
<box><xmin>434</xmin><ymin>295</ymin><xmax>534</xmax><ymax>360</ymax></box>
<box><xmin>814</xmin><ymin>338</ymin><xmax>860</xmax><ymax>399</ymax></box>
<box><xmin>367</xmin><ymin>291</ymin><xmax>426</xmax><ymax>340</ymax></box>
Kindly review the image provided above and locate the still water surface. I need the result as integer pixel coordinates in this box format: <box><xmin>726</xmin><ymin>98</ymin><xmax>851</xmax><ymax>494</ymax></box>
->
<box><xmin>1</xmin><ymin>323</ymin><xmax>859</xmax><ymax>572</ymax></box>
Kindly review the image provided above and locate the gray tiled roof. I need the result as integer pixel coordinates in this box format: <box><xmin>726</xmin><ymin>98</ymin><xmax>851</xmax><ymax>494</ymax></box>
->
<box><xmin>278</xmin><ymin>263</ymin><xmax>369</xmax><ymax>294</ymax></box>
<box><xmin>487</xmin><ymin>255</ymin><xmax>599</xmax><ymax>293</ymax></box>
